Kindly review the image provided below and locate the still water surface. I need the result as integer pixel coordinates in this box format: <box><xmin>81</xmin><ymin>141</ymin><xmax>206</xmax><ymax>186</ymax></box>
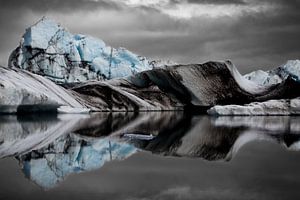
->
<box><xmin>0</xmin><ymin>112</ymin><xmax>300</xmax><ymax>200</ymax></box>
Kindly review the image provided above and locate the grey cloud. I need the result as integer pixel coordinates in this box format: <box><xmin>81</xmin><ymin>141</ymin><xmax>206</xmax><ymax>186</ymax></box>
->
<box><xmin>184</xmin><ymin>0</ymin><xmax>246</xmax><ymax>5</ymax></box>
<box><xmin>0</xmin><ymin>0</ymin><xmax>299</xmax><ymax>73</ymax></box>
<box><xmin>0</xmin><ymin>0</ymin><xmax>120</xmax><ymax>12</ymax></box>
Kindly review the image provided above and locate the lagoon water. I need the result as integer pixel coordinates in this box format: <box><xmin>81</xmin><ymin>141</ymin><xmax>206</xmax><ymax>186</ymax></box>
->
<box><xmin>0</xmin><ymin>112</ymin><xmax>300</xmax><ymax>200</ymax></box>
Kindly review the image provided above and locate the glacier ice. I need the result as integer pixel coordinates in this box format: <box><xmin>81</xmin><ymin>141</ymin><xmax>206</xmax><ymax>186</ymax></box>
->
<box><xmin>0</xmin><ymin>66</ymin><xmax>87</xmax><ymax>113</ymax></box>
<box><xmin>4</xmin><ymin>18</ymin><xmax>300</xmax><ymax>115</ymax></box>
<box><xmin>71</xmin><ymin>60</ymin><xmax>300</xmax><ymax>111</ymax></box>
<box><xmin>3</xmin><ymin>17</ymin><xmax>300</xmax><ymax>115</ymax></box>
<box><xmin>9</xmin><ymin>17</ymin><xmax>152</xmax><ymax>83</ymax></box>
<box><xmin>2</xmin><ymin>59</ymin><xmax>300</xmax><ymax>113</ymax></box>
<box><xmin>278</xmin><ymin>60</ymin><xmax>300</xmax><ymax>81</ymax></box>
<box><xmin>206</xmin><ymin>60</ymin><xmax>300</xmax><ymax>116</ymax></box>
<box><xmin>244</xmin><ymin>70</ymin><xmax>282</xmax><ymax>86</ymax></box>
<box><xmin>207</xmin><ymin>98</ymin><xmax>300</xmax><ymax>116</ymax></box>
<box><xmin>244</xmin><ymin>60</ymin><xmax>300</xmax><ymax>86</ymax></box>
<box><xmin>57</xmin><ymin>106</ymin><xmax>90</xmax><ymax>114</ymax></box>
<box><xmin>208</xmin><ymin>98</ymin><xmax>300</xmax><ymax>116</ymax></box>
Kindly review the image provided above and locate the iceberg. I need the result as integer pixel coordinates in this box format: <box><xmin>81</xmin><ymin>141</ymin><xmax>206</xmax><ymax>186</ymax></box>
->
<box><xmin>208</xmin><ymin>98</ymin><xmax>300</xmax><ymax>116</ymax></box>
<box><xmin>9</xmin><ymin>17</ymin><xmax>152</xmax><ymax>83</ymax></box>
<box><xmin>2</xmin><ymin>59</ymin><xmax>300</xmax><ymax>113</ymax></box>
<box><xmin>206</xmin><ymin>60</ymin><xmax>300</xmax><ymax>116</ymax></box>
<box><xmin>71</xmin><ymin>60</ymin><xmax>300</xmax><ymax>111</ymax></box>
<box><xmin>277</xmin><ymin>60</ymin><xmax>300</xmax><ymax>82</ymax></box>
<box><xmin>244</xmin><ymin>70</ymin><xmax>282</xmax><ymax>86</ymax></box>
<box><xmin>4</xmin><ymin>17</ymin><xmax>300</xmax><ymax>115</ymax></box>
<box><xmin>0</xmin><ymin>66</ymin><xmax>87</xmax><ymax>114</ymax></box>
<box><xmin>244</xmin><ymin>60</ymin><xmax>300</xmax><ymax>86</ymax></box>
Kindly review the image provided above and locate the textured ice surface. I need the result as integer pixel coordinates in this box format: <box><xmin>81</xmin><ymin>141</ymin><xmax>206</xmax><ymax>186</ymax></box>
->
<box><xmin>9</xmin><ymin>17</ymin><xmax>151</xmax><ymax>83</ymax></box>
<box><xmin>208</xmin><ymin>60</ymin><xmax>300</xmax><ymax>116</ymax></box>
<box><xmin>3</xmin><ymin>59</ymin><xmax>300</xmax><ymax>113</ymax></box>
<box><xmin>208</xmin><ymin>98</ymin><xmax>300</xmax><ymax>116</ymax></box>
<box><xmin>244</xmin><ymin>60</ymin><xmax>300</xmax><ymax>86</ymax></box>
<box><xmin>57</xmin><ymin>106</ymin><xmax>90</xmax><ymax>114</ymax></box>
<box><xmin>278</xmin><ymin>60</ymin><xmax>300</xmax><ymax>81</ymax></box>
<box><xmin>244</xmin><ymin>70</ymin><xmax>282</xmax><ymax>86</ymax></box>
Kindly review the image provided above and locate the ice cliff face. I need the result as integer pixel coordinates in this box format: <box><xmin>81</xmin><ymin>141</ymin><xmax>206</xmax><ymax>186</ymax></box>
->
<box><xmin>8</xmin><ymin>17</ymin><xmax>151</xmax><ymax>83</ymax></box>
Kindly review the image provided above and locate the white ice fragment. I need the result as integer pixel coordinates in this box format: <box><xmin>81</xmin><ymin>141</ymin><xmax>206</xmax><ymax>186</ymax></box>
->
<box><xmin>208</xmin><ymin>99</ymin><xmax>298</xmax><ymax>116</ymax></box>
<box><xmin>57</xmin><ymin>106</ymin><xmax>90</xmax><ymax>114</ymax></box>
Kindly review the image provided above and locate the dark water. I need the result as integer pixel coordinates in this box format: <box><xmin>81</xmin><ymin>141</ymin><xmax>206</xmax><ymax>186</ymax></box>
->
<box><xmin>0</xmin><ymin>112</ymin><xmax>300</xmax><ymax>200</ymax></box>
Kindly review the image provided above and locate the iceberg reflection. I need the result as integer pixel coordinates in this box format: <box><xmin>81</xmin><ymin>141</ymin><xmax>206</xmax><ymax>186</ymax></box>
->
<box><xmin>19</xmin><ymin>134</ymin><xmax>136</xmax><ymax>189</ymax></box>
<box><xmin>121</xmin><ymin>115</ymin><xmax>300</xmax><ymax>160</ymax></box>
<box><xmin>1</xmin><ymin>113</ymin><xmax>300</xmax><ymax>188</ymax></box>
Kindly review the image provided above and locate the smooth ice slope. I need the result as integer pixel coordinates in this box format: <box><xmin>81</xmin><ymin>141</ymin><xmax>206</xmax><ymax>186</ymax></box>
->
<box><xmin>0</xmin><ymin>66</ymin><xmax>87</xmax><ymax>113</ymax></box>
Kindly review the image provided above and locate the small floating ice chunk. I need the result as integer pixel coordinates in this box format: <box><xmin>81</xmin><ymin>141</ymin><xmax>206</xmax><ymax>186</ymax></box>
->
<box><xmin>122</xmin><ymin>133</ymin><xmax>156</xmax><ymax>140</ymax></box>
<box><xmin>57</xmin><ymin>106</ymin><xmax>90</xmax><ymax>114</ymax></box>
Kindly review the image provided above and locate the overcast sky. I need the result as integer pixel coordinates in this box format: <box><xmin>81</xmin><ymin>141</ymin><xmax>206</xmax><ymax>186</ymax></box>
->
<box><xmin>0</xmin><ymin>0</ymin><xmax>299</xmax><ymax>73</ymax></box>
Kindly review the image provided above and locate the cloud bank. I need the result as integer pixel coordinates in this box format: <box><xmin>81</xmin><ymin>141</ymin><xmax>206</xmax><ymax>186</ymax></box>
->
<box><xmin>0</xmin><ymin>0</ymin><xmax>299</xmax><ymax>73</ymax></box>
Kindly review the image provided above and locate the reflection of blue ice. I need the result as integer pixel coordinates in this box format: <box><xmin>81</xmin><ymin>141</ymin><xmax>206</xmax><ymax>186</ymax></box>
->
<box><xmin>3</xmin><ymin>113</ymin><xmax>300</xmax><ymax>189</ymax></box>
<box><xmin>21</xmin><ymin>134</ymin><xmax>136</xmax><ymax>189</ymax></box>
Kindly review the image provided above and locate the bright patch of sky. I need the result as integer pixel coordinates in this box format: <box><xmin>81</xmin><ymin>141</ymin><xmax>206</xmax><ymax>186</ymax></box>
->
<box><xmin>107</xmin><ymin>0</ymin><xmax>275</xmax><ymax>19</ymax></box>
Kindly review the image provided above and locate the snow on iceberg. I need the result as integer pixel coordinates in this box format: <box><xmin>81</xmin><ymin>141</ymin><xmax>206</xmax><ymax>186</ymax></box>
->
<box><xmin>9</xmin><ymin>17</ymin><xmax>152</xmax><ymax>83</ymax></box>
